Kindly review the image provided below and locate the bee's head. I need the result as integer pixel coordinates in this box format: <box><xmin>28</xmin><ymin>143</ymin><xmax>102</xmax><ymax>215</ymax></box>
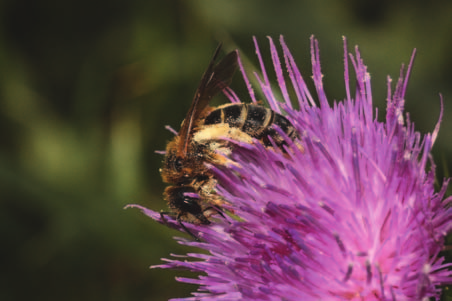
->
<box><xmin>168</xmin><ymin>154</ymin><xmax>189</xmax><ymax>174</ymax></box>
<box><xmin>164</xmin><ymin>185</ymin><xmax>210</xmax><ymax>225</ymax></box>
<box><xmin>161</xmin><ymin>149</ymin><xmax>193</xmax><ymax>184</ymax></box>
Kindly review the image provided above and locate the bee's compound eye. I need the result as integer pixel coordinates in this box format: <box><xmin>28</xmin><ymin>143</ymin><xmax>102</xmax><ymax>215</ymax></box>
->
<box><xmin>173</xmin><ymin>157</ymin><xmax>184</xmax><ymax>172</ymax></box>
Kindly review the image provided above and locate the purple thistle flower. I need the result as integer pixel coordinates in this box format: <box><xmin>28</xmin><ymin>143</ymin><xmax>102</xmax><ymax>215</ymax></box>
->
<box><xmin>128</xmin><ymin>36</ymin><xmax>452</xmax><ymax>300</ymax></box>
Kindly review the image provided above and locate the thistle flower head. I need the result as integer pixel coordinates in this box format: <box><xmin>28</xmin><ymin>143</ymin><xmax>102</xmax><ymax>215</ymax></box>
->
<box><xmin>128</xmin><ymin>36</ymin><xmax>452</xmax><ymax>300</ymax></box>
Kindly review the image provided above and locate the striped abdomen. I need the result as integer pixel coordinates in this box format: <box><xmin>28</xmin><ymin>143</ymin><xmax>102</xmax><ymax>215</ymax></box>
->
<box><xmin>203</xmin><ymin>103</ymin><xmax>298</xmax><ymax>147</ymax></box>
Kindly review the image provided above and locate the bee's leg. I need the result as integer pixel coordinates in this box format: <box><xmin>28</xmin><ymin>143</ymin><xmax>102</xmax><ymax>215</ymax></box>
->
<box><xmin>160</xmin><ymin>211</ymin><xmax>200</xmax><ymax>241</ymax></box>
<box><xmin>177</xmin><ymin>214</ymin><xmax>202</xmax><ymax>242</ymax></box>
<box><xmin>203</xmin><ymin>205</ymin><xmax>230</xmax><ymax>223</ymax></box>
<box><xmin>160</xmin><ymin>211</ymin><xmax>175</xmax><ymax>225</ymax></box>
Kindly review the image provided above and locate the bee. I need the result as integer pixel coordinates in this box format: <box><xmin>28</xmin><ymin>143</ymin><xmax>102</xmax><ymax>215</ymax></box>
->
<box><xmin>160</xmin><ymin>45</ymin><xmax>299</xmax><ymax>240</ymax></box>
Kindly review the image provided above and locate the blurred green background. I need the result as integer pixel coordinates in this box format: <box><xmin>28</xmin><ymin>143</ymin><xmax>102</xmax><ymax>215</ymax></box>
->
<box><xmin>1</xmin><ymin>0</ymin><xmax>451</xmax><ymax>300</ymax></box>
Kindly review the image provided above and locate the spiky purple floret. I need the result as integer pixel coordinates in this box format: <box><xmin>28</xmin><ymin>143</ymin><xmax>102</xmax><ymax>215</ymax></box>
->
<box><xmin>128</xmin><ymin>36</ymin><xmax>452</xmax><ymax>300</ymax></box>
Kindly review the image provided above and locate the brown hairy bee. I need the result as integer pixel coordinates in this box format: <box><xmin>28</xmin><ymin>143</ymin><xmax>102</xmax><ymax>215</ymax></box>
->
<box><xmin>160</xmin><ymin>45</ymin><xmax>299</xmax><ymax>240</ymax></box>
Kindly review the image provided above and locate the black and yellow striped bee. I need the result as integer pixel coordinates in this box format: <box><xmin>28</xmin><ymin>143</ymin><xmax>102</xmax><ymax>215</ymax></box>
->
<box><xmin>160</xmin><ymin>45</ymin><xmax>299</xmax><ymax>239</ymax></box>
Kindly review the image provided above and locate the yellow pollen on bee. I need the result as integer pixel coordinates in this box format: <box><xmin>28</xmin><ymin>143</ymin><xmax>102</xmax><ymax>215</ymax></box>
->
<box><xmin>193</xmin><ymin>124</ymin><xmax>254</xmax><ymax>144</ymax></box>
